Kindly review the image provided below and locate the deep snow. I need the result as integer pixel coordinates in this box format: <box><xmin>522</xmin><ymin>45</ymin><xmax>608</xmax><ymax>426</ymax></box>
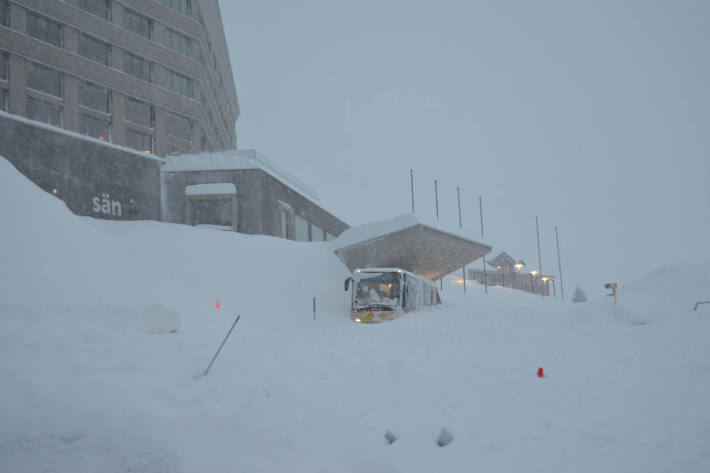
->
<box><xmin>1</xmin><ymin>156</ymin><xmax>710</xmax><ymax>472</ymax></box>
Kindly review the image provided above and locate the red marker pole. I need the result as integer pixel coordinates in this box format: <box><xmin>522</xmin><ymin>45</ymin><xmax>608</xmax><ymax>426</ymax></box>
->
<box><xmin>537</xmin><ymin>367</ymin><xmax>545</xmax><ymax>378</ymax></box>
<box><xmin>216</xmin><ymin>300</ymin><xmax>221</xmax><ymax>310</ymax></box>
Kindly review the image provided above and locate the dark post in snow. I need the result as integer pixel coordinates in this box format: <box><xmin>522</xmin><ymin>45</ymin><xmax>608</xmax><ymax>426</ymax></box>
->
<box><xmin>479</xmin><ymin>196</ymin><xmax>488</xmax><ymax>294</ymax></box>
<box><xmin>434</xmin><ymin>180</ymin><xmax>439</xmax><ymax>220</ymax></box>
<box><xmin>555</xmin><ymin>225</ymin><xmax>565</xmax><ymax>300</ymax></box>
<box><xmin>410</xmin><ymin>169</ymin><xmax>415</xmax><ymax>214</ymax></box>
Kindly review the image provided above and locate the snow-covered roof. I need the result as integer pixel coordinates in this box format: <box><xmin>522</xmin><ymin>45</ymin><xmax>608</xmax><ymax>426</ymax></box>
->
<box><xmin>185</xmin><ymin>183</ymin><xmax>236</xmax><ymax>196</ymax></box>
<box><xmin>162</xmin><ymin>149</ymin><xmax>319</xmax><ymax>201</ymax></box>
<box><xmin>333</xmin><ymin>214</ymin><xmax>492</xmax><ymax>280</ymax></box>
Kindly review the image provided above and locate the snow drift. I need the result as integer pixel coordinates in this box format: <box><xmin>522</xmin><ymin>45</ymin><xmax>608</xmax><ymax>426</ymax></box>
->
<box><xmin>1</xmin><ymin>155</ymin><xmax>710</xmax><ymax>473</ymax></box>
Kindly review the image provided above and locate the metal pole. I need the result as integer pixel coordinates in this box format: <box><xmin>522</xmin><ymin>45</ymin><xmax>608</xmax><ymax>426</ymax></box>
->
<box><xmin>410</xmin><ymin>169</ymin><xmax>415</xmax><ymax>214</ymax></box>
<box><xmin>463</xmin><ymin>266</ymin><xmax>466</xmax><ymax>293</ymax></box>
<box><xmin>555</xmin><ymin>225</ymin><xmax>565</xmax><ymax>300</ymax></box>
<box><xmin>457</xmin><ymin>187</ymin><xmax>462</xmax><ymax>228</ymax></box>
<box><xmin>535</xmin><ymin>216</ymin><xmax>542</xmax><ymax>275</ymax></box>
<box><xmin>202</xmin><ymin>314</ymin><xmax>241</xmax><ymax>377</ymax></box>
<box><xmin>551</xmin><ymin>279</ymin><xmax>556</xmax><ymax>298</ymax></box>
<box><xmin>434</xmin><ymin>180</ymin><xmax>439</xmax><ymax>220</ymax></box>
<box><xmin>530</xmin><ymin>275</ymin><xmax>534</xmax><ymax>293</ymax></box>
<box><xmin>479</xmin><ymin>196</ymin><xmax>487</xmax><ymax>294</ymax></box>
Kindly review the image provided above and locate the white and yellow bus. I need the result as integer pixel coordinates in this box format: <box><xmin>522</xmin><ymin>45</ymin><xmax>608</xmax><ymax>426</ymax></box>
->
<box><xmin>344</xmin><ymin>268</ymin><xmax>441</xmax><ymax>323</ymax></box>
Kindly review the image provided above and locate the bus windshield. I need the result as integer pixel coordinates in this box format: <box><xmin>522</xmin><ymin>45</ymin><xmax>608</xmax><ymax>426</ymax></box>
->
<box><xmin>353</xmin><ymin>272</ymin><xmax>401</xmax><ymax>310</ymax></box>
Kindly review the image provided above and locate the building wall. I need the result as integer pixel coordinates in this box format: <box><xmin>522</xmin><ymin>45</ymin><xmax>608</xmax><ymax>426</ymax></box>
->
<box><xmin>0</xmin><ymin>0</ymin><xmax>238</xmax><ymax>157</ymax></box>
<box><xmin>163</xmin><ymin>168</ymin><xmax>350</xmax><ymax>239</ymax></box>
<box><xmin>0</xmin><ymin>112</ymin><xmax>161</xmax><ymax>219</ymax></box>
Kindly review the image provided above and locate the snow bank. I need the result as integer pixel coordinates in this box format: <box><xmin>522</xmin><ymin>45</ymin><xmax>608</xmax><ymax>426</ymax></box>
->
<box><xmin>2</xmin><ymin>155</ymin><xmax>710</xmax><ymax>472</ymax></box>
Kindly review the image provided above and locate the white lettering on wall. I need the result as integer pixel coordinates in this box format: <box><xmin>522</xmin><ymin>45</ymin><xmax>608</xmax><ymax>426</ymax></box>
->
<box><xmin>92</xmin><ymin>193</ymin><xmax>122</xmax><ymax>217</ymax></box>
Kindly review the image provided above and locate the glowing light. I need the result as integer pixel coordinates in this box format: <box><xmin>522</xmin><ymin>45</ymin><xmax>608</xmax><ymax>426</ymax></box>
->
<box><xmin>144</xmin><ymin>149</ymin><xmax>151</xmax><ymax>154</ymax></box>
<box><xmin>514</xmin><ymin>262</ymin><xmax>524</xmax><ymax>272</ymax></box>
<box><xmin>354</xmin><ymin>318</ymin><xmax>362</xmax><ymax>323</ymax></box>
<box><xmin>99</xmin><ymin>136</ymin><xmax>105</xmax><ymax>141</ymax></box>
<box><xmin>51</xmin><ymin>188</ymin><xmax>58</xmax><ymax>195</ymax></box>
<box><xmin>530</xmin><ymin>270</ymin><xmax>539</xmax><ymax>277</ymax></box>
<box><xmin>541</xmin><ymin>277</ymin><xmax>549</xmax><ymax>283</ymax></box>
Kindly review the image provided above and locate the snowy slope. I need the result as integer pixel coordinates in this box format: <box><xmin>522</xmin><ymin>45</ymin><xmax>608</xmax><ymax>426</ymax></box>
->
<box><xmin>1</xmin><ymin>156</ymin><xmax>710</xmax><ymax>472</ymax></box>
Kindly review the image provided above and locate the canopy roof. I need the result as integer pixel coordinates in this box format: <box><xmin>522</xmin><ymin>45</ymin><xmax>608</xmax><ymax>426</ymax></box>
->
<box><xmin>333</xmin><ymin>214</ymin><xmax>492</xmax><ymax>280</ymax></box>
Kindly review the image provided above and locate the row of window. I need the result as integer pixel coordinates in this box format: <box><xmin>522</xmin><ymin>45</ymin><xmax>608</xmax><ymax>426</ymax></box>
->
<box><xmin>14</xmin><ymin>7</ymin><xmax>195</xmax><ymax>98</ymax></box>
<box><xmin>19</xmin><ymin>57</ymin><xmax>193</xmax><ymax>152</ymax></box>
<box><xmin>59</xmin><ymin>0</ymin><xmax>192</xmax><ymax>22</ymax></box>
<box><xmin>293</xmin><ymin>212</ymin><xmax>335</xmax><ymax>242</ymax></box>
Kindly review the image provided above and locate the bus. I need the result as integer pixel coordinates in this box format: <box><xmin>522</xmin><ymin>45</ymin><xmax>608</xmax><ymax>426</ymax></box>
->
<box><xmin>344</xmin><ymin>268</ymin><xmax>441</xmax><ymax>323</ymax></box>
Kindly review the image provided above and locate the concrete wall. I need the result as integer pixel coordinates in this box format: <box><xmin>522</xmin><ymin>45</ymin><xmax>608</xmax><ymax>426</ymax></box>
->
<box><xmin>0</xmin><ymin>112</ymin><xmax>161</xmax><ymax>220</ymax></box>
<box><xmin>163</xmin><ymin>168</ymin><xmax>349</xmax><ymax>238</ymax></box>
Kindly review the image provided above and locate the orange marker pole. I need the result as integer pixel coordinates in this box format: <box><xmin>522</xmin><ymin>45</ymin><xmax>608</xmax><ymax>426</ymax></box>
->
<box><xmin>216</xmin><ymin>300</ymin><xmax>221</xmax><ymax>310</ymax></box>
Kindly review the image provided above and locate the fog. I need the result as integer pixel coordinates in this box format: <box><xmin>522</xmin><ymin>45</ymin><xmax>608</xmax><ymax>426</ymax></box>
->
<box><xmin>219</xmin><ymin>0</ymin><xmax>710</xmax><ymax>297</ymax></box>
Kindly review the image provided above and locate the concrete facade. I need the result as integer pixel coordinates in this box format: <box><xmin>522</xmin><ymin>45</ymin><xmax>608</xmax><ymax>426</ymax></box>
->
<box><xmin>0</xmin><ymin>0</ymin><xmax>238</xmax><ymax>156</ymax></box>
<box><xmin>162</xmin><ymin>152</ymin><xmax>350</xmax><ymax>240</ymax></box>
<box><xmin>0</xmin><ymin>111</ymin><xmax>161</xmax><ymax>219</ymax></box>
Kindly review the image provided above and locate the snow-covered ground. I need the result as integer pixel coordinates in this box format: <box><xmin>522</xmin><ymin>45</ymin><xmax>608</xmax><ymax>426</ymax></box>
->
<box><xmin>1</xmin><ymin>155</ymin><xmax>710</xmax><ymax>472</ymax></box>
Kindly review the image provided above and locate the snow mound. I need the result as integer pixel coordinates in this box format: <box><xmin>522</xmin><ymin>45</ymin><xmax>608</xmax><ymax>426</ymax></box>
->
<box><xmin>0</xmin><ymin>156</ymin><xmax>183</xmax><ymax>308</ymax></box>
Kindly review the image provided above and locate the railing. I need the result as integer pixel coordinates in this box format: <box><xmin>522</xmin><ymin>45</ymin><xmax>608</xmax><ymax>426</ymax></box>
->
<box><xmin>694</xmin><ymin>301</ymin><xmax>710</xmax><ymax>311</ymax></box>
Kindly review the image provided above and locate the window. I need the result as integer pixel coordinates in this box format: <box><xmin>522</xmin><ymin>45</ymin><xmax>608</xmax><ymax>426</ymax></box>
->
<box><xmin>126</xmin><ymin>128</ymin><xmax>152</xmax><ymax>153</ymax></box>
<box><xmin>163</xmin><ymin>28</ymin><xmax>191</xmax><ymax>57</ymax></box>
<box><xmin>167</xmin><ymin>111</ymin><xmax>192</xmax><ymax>141</ymax></box>
<box><xmin>26</xmin><ymin>97</ymin><xmax>63</xmax><ymax>127</ymax></box>
<box><xmin>160</xmin><ymin>0</ymin><xmax>190</xmax><ymax>16</ymax></box>
<box><xmin>124</xmin><ymin>53</ymin><xmax>151</xmax><ymax>82</ymax></box>
<box><xmin>311</xmin><ymin>224</ymin><xmax>324</xmax><ymax>242</ymax></box>
<box><xmin>295</xmin><ymin>215</ymin><xmax>308</xmax><ymax>241</ymax></box>
<box><xmin>278</xmin><ymin>202</ymin><xmax>294</xmax><ymax>239</ymax></box>
<box><xmin>26</xmin><ymin>12</ymin><xmax>62</xmax><ymax>47</ymax></box>
<box><xmin>78</xmin><ymin>33</ymin><xmax>110</xmax><ymax>66</ymax></box>
<box><xmin>123</xmin><ymin>9</ymin><xmax>152</xmax><ymax>39</ymax></box>
<box><xmin>26</xmin><ymin>62</ymin><xmax>63</xmax><ymax>97</ymax></box>
<box><xmin>163</xmin><ymin>69</ymin><xmax>191</xmax><ymax>97</ymax></box>
<box><xmin>125</xmin><ymin>97</ymin><xmax>153</xmax><ymax>127</ymax></box>
<box><xmin>65</xmin><ymin>0</ymin><xmax>110</xmax><ymax>20</ymax></box>
<box><xmin>0</xmin><ymin>89</ymin><xmax>7</xmax><ymax>112</ymax></box>
<box><xmin>125</xmin><ymin>97</ymin><xmax>153</xmax><ymax>128</ymax></box>
<box><xmin>0</xmin><ymin>0</ymin><xmax>9</xmax><ymax>27</ymax></box>
<box><xmin>79</xmin><ymin>81</ymin><xmax>110</xmax><ymax>113</ymax></box>
<box><xmin>0</xmin><ymin>51</ymin><xmax>7</xmax><ymax>80</ymax></box>
<box><xmin>79</xmin><ymin>114</ymin><xmax>110</xmax><ymax>140</ymax></box>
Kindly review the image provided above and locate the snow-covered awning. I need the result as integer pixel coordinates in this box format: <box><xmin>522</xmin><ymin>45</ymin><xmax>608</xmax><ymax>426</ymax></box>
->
<box><xmin>185</xmin><ymin>183</ymin><xmax>236</xmax><ymax>196</ymax></box>
<box><xmin>333</xmin><ymin>214</ymin><xmax>492</xmax><ymax>280</ymax></box>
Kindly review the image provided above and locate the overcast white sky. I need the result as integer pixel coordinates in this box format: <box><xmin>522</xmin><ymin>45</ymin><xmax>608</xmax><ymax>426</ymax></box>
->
<box><xmin>218</xmin><ymin>0</ymin><xmax>710</xmax><ymax>298</ymax></box>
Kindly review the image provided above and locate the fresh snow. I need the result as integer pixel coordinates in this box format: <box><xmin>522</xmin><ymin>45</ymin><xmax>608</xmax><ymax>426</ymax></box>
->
<box><xmin>162</xmin><ymin>149</ymin><xmax>319</xmax><ymax>201</ymax></box>
<box><xmin>184</xmin><ymin>183</ymin><xmax>237</xmax><ymax>196</ymax></box>
<box><xmin>333</xmin><ymin>213</ymin><xmax>488</xmax><ymax>250</ymax></box>
<box><xmin>2</xmin><ymin>155</ymin><xmax>710</xmax><ymax>472</ymax></box>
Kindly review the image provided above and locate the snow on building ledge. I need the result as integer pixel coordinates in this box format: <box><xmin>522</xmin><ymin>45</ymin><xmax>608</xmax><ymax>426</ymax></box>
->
<box><xmin>185</xmin><ymin>183</ymin><xmax>237</xmax><ymax>196</ymax></box>
<box><xmin>162</xmin><ymin>149</ymin><xmax>319</xmax><ymax>202</ymax></box>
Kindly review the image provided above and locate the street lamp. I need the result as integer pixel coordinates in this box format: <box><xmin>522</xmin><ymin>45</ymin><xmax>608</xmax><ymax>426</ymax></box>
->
<box><xmin>529</xmin><ymin>270</ymin><xmax>538</xmax><ymax>293</ymax></box>
<box><xmin>497</xmin><ymin>265</ymin><xmax>504</xmax><ymax>287</ymax></box>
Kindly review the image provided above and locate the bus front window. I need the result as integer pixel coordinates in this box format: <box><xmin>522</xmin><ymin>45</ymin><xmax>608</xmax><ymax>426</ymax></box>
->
<box><xmin>353</xmin><ymin>272</ymin><xmax>401</xmax><ymax>310</ymax></box>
